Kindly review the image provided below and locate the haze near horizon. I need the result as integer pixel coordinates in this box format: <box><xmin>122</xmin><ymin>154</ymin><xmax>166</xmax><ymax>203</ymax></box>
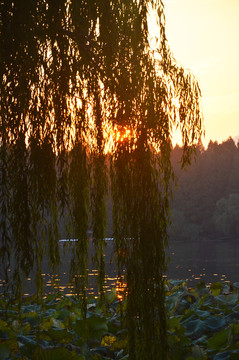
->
<box><xmin>163</xmin><ymin>0</ymin><xmax>239</xmax><ymax>147</ymax></box>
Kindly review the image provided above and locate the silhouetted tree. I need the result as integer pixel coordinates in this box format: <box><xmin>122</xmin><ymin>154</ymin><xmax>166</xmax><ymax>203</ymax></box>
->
<box><xmin>213</xmin><ymin>194</ymin><xmax>239</xmax><ymax>237</ymax></box>
<box><xmin>0</xmin><ymin>1</ymin><xmax>203</xmax><ymax>358</ymax></box>
<box><xmin>171</xmin><ymin>137</ymin><xmax>239</xmax><ymax>241</ymax></box>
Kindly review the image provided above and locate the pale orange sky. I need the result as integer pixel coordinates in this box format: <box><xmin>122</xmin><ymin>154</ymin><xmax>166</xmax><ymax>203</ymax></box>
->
<box><xmin>162</xmin><ymin>0</ymin><xmax>239</xmax><ymax>147</ymax></box>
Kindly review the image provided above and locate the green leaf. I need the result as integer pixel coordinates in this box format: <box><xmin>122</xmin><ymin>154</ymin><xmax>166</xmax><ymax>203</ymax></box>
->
<box><xmin>215</xmin><ymin>294</ymin><xmax>238</xmax><ymax>306</ymax></box>
<box><xmin>45</xmin><ymin>294</ymin><xmax>57</xmax><ymax>306</ymax></box>
<box><xmin>51</xmin><ymin>318</ymin><xmax>65</xmax><ymax>329</ymax></box>
<box><xmin>191</xmin><ymin>345</ymin><xmax>206</xmax><ymax>359</ymax></box>
<box><xmin>87</xmin><ymin>316</ymin><xmax>108</xmax><ymax>332</ymax></box>
<box><xmin>168</xmin><ymin>316</ymin><xmax>183</xmax><ymax>331</ymax></box>
<box><xmin>73</xmin><ymin>316</ymin><xmax>108</xmax><ymax>340</ymax></box>
<box><xmin>211</xmin><ymin>282</ymin><xmax>223</xmax><ymax>297</ymax></box>
<box><xmin>214</xmin><ymin>351</ymin><xmax>232</xmax><ymax>360</ymax></box>
<box><xmin>73</xmin><ymin>319</ymin><xmax>89</xmax><ymax>338</ymax></box>
<box><xmin>105</xmin><ymin>289</ymin><xmax>117</xmax><ymax>303</ymax></box>
<box><xmin>17</xmin><ymin>334</ymin><xmax>37</xmax><ymax>345</ymax></box>
<box><xmin>233</xmin><ymin>282</ymin><xmax>239</xmax><ymax>290</ymax></box>
<box><xmin>166</xmin><ymin>292</ymin><xmax>182</xmax><ymax>311</ymax></box>
<box><xmin>32</xmin><ymin>347</ymin><xmax>85</xmax><ymax>360</ymax></box>
<box><xmin>43</xmin><ymin>328</ymin><xmax>74</xmax><ymax>342</ymax></box>
<box><xmin>56</xmin><ymin>308</ymin><xmax>71</xmax><ymax>321</ymax></box>
<box><xmin>0</xmin><ymin>339</ymin><xmax>18</xmax><ymax>359</ymax></box>
<box><xmin>24</xmin><ymin>311</ymin><xmax>39</xmax><ymax>326</ymax></box>
<box><xmin>183</xmin><ymin>319</ymin><xmax>207</xmax><ymax>338</ymax></box>
<box><xmin>41</xmin><ymin>317</ymin><xmax>65</xmax><ymax>331</ymax></box>
<box><xmin>0</xmin><ymin>318</ymin><xmax>13</xmax><ymax>339</ymax></box>
<box><xmin>0</xmin><ymin>319</ymin><xmax>8</xmax><ymax>329</ymax></box>
<box><xmin>207</xmin><ymin>327</ymin><xmax>232</xmax><ymax>350</ymax></box>
<box><xmin>0</xmin><ymin>342</ymin><xmax>11</xmax><ymax>360</ymax></box>
<box><xmin>204</xmin><ymin>316</ymin><xmax>226</xmax><ymax>331</ymax></box>
<box><xmin>194</xmin><ymin>309</ymin><xmax>211</xmax><ymax>318</ymax></box>
<box><xmin>20</xmin><ymin>342</ymin><xmax>40</xmax><ymax>358</ymax></box>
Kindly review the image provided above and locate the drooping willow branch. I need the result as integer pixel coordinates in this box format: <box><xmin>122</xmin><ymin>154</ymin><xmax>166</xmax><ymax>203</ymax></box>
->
<box><xmin>0</xmin><ymin>1</ymin><xmax>203</xmax><ymax>359</ymax></box>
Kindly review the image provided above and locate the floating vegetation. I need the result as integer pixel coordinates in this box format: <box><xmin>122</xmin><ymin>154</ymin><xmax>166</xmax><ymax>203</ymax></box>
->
<box><xmin>1</xmin><ymin>281</ymin><xmax>239</xmax><ymax>360</ymax></box>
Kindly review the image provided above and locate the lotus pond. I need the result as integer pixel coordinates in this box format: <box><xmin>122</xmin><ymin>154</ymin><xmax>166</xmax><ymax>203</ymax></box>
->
<box><xmin>1</xmin><ymin>280</ymin><xmax>239</xmax><ymax>360</ymax></box>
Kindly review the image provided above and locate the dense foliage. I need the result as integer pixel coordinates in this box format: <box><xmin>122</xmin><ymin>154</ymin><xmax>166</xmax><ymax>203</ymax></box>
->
<box><xmin>0</xmin><ymin>1</ymin><xmax>203</xmax><ymax>358</ymax></box>
<box><xmin>1</xmin><ymin>281</ymin><xmax>239</xmax><ymax>360</ymax></box>
<box><xmin>170</xmin><ymin>138</ymin><xmax>239</xmax><ymax>242</ymax></box>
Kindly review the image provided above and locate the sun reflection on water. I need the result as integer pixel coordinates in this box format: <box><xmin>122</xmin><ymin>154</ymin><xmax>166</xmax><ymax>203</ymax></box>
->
<box><xmin>1</xmin><ymin>239</ymin><xmax>239</xmax><ymax>298</ymax></box>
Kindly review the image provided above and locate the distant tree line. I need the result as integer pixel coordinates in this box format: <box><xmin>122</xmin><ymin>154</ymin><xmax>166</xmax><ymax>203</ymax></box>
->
<box><xmin>169</xmin><ymin>137</ymin><xmax>239</xmax><ymax>241</ymax></box>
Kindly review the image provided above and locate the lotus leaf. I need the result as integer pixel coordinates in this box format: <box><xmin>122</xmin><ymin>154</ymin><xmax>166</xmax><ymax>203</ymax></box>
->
<box><xmin>207</xmin><ymin>327</ymin><xmax>233</xmax><ymax>350</ymax></box>
<box><xmin>73</xmin><ymin>316</ymin><xmax>108</xmax><ymax>340</ymax></box>
<box><xmin>183</xmin><ymin>319</ymin><xmax>207</xmax><ymax>338</ymax></box>
<box><xmin>0</xmin><ymin>342</ymin><xmax>11</xmax><ymax>360</ymax></box>
<box><xmin>43</xmin><ymin>328</ymin><xmax>75</xmax><ymax>342</ymax></box>
<box><xmin>211</xmin><ymin>282</ymin><xmax>223</xmax><ymax>296</ymax></box>
<box><xmin>191</xmin><ymin>345</ymin><xmax>206</xmax><ymax>359</ymax></box>
<box><xmin>32</xmin><ymin>346</ymin><xmax>84</xmax><ymax>360</ymax></box>
<box><xmin>204</xmin><ymin>315</ymin><xmax>226</xmax><ymax>331</ymax></box>
<box><xmin>194</xmin><ymin>309</ymin><xmax>211</xmax><ymax>318</ymax></box>
<box><xmin>216</xmin><ymin>294</ymin><xmax>238</xmax><ymax>306</ymax></box>
<box><xmin>214</xmin><ymin>351</ymin><xmax>233</xmax><ymax>360</ymax></box>
<box><xmin>1</xmin><ymin>281</ymin><xmax>239</xmax><ymax>359</ymax></box>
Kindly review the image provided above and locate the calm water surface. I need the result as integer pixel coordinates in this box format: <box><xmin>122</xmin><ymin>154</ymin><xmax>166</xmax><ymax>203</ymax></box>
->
<box><xmin>167</xmin><ymin>238</ymin><xmax>239</xmax><ymax>285</ymax></box>
<box><xmin>1</xmin><ymin>238</ymin><xmax>239</xmax><ymax>296</ymax></box>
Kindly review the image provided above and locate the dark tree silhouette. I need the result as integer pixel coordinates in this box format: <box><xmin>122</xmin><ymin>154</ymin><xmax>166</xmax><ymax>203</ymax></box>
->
<box><xmin>170</xmin><ymin>138</ymin><xmax>239</xmax><ymax>242</ymax></box>
<box><xmin>0</xmin><ymin>1</ymin><xmax>203</xmax><ymax>358</ymax></box>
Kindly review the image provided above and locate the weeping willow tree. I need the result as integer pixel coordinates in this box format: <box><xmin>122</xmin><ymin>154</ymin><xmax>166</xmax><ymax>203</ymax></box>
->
<box><xmin>0</xmin><ymin>0</ymin><xmax>203</xmax><ymax>358</ymax></box>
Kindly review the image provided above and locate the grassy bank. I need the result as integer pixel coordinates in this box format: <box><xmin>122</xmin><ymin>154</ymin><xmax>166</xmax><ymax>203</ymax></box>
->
<box><xmin>1</xmin><ymin>280</ymin><xmax>239</xmax><ymax>359</ymax></box>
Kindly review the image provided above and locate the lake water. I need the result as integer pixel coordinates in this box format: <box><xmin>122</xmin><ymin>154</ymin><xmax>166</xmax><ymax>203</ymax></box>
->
<box><xmin>1</xmin><ymin>238</ymin><xmax>239</xmax><ymax>296</ymax></box>
<box><xmin>167</xmin><ymin>238</ymin><xmax>239</xmax><ymax>285</ymax></box>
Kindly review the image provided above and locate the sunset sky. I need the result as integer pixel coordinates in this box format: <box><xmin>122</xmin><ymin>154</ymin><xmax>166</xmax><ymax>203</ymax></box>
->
<box><xmin>163</xmin><ymin>0</ymin><xmax>239</xmax><ymax>147</ymax></box>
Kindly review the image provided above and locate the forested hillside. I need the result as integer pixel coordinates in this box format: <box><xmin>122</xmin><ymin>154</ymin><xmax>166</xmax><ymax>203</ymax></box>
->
<box><xmin>170</xmin><ymin>137</ymin><xmax>239</xmax><ymax>241</ymax></box>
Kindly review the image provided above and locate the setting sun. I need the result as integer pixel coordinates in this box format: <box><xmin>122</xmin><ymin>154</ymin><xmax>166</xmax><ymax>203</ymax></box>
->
<box><xmin>115</xmin><ymin>127</ymin><xmax>132</xmax><ymax>143</ymax></box>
